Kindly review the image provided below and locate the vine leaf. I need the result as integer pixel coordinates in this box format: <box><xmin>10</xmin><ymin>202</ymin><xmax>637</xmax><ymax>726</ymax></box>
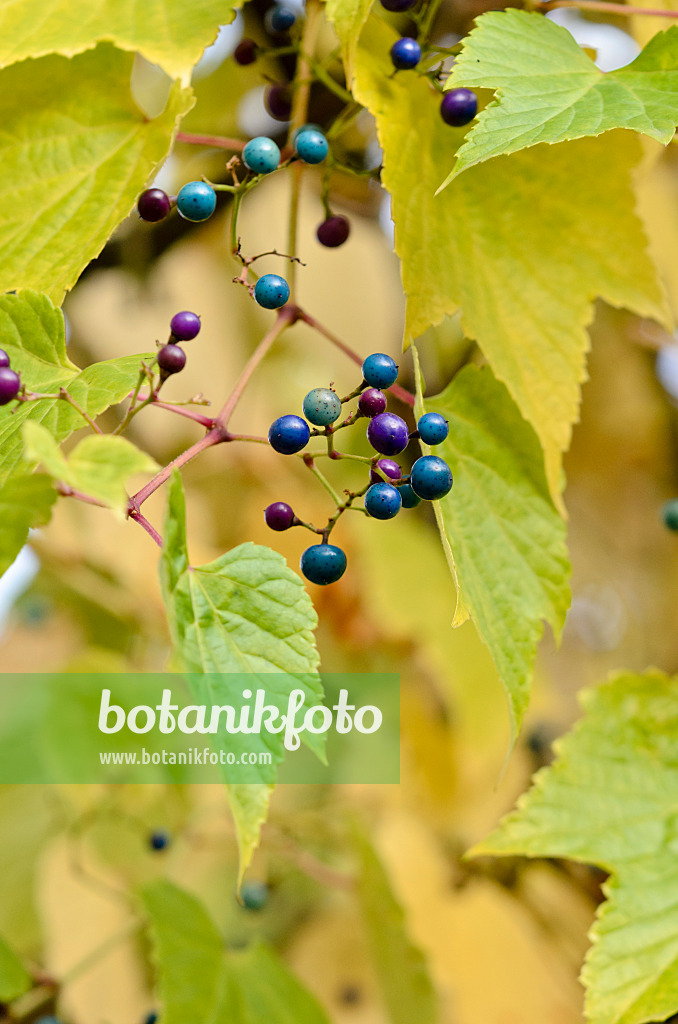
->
<box><xmin>0</xmin><ymin>934</ymin><xmax>32</xmax><ymax>1002</ymax></box>
<box><xmin>442</xmin><ymin>11</ymin><xmax>678</xmax><ymax>184</ymax></box>
<box><xmin>325</xmin><ymin>0</ymin><xmax>373</xmax><ymax>84</ymax></box>
<box><xmin>474</xmin><ymin>670</ymin><xmax>678</xmax><ymax>1024</ymax></box>
<box><xmin>213</xmin><ymin>944</ymin><xmax>332</xmax><ymax>1023</ymax></box>
<box><xmin>0</xmin><ymin>46</ymin><xmax>193</xmax><ymax>303</ymax></box>
<box><xmin>0</xmin><ymin>473</ymin><xmax>56</xmax><ymax>578</ymax></box>
<box><xmin>353</xmin><ymin>17</ymin><xmax>670</xmax><ymax>500</ymax></box>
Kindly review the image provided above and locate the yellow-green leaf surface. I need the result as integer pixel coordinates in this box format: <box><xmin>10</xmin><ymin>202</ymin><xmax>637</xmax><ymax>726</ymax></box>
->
<box><xmin>325</xmin><ymin>0</ymin><xmax>373</xmax><ymax>84</ymax></box>
<box><xmin>23</xmin><ymin>422</ymin><xmax>158</xmax><ymax>512</ymax></box>
<box><xmin>0</xmin><ymin>474</ymin><xmax>56</xmax><ymax>578</ymax></box>
<box><xmin>353</xmin><ymin>18</ymin><xmax>669</xmax><ymax>497</ymax></box>
<box><xmin>214</xmin><ymin>944</ymin><xmax>333</xmax><ymax>1023</ymax></box>
<box><xmin>0</xmin><ymin>934</ymin><xmax>31</xmax><ymax>1002</ymax></box>
<box><xmin>0</xmin><ymin>0</ymin><xmax>238</xmax><ymax>79</ymax></box>
<box><xmin>422</xmin><ymin>363</ymin><xmax>570</xmax><ymax>739</ymax></box>
<box><xmin>443</xmin><ymin>11</ymin><xmax>678</xmax><ymax>183</ymax></box>
<box><xmin>0</xmin><ymin>46</ymin><xmax>193</xmax><ymax>304</ymax></box>
<box><xmin>475</xmin><ymin>670</ymin><xmax>678</xmax><ymax>1024</ymax></box>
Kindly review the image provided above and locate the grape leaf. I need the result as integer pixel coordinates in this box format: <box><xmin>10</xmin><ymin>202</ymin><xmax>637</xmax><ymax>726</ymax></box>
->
<box><xmin>23</xmin><ymin>422</ymin><xmax>158</xmax><ymax>513</ymax></box>
<box><xmin>442</xmin><ymin>11</ymin><xmax>678</xmax><ymax>184</ymax></box>
<box><xmin>0</xmin><ymin>0</ymin><xmax>239</xmax><ymax>80</ymax></box>
<box><xmin>353</xmin><ymin>18</ymin><xmax>670</xmax><ymax>499</ymax></box>
<box><xmin>325</xmin><ymin>0</ymin><xmax>373</xmax><ymax>84</ymax></box>
<box><xmin>474</xmin><ymin>670</ymin><xmax>678</xmax><ymax>1024</ymax></box>
<box><xmin>0</xmin><ymin>934</ymin><xmax>31</xmax><ymax>1002</ymax></box>
<box><xmin>0</xmin><ymin>473</ymin><xmax>56</xmax><ymax>578</ymax></box>
<box><xmin>213</xmin><ymin>944</ymin><xmax>332</xmax><ymax>1024</ymax></box>
<box><xmin>0</xmin><ymin>46</ymin><xmax>193</xmax><ymax>304</ymax></box>
<box><xmin>419</xmin><ymin>362</ymin><xmax>570</xmax><ymax>740</ymax></box>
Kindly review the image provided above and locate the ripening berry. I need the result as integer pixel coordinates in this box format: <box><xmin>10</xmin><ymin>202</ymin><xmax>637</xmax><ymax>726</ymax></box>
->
<box><xmin>269</xmin><ymin>414</ymin><xmax>310</xmax><ymax>454</ymax></box>
<box><xmin>316</xmin><ymin>215</ymin><xmax>350</xmax><ymax>248</ymax></box>
<box><xmin>358</xmin><ymin>388</ymin><xmax>387</xmax><ymax>418</ymax></box>
<box><xmin>0</xmin><ymin>349</ymin><xmax>9</xmax><ymax>368</ymax></box>
<box><xmin>300</xmin><ymin>544</ymin><xmax>347</xmax><ymax>585</ymax></box>
<box><xmin>362</xmin><ymin>353</ymin><xmax>399</xmax><ymax>389</ymax></box>
<box><xmin>157</xmin><ymin>344</ymin><xmax>187</xmax><ymax>375</ymax></box>
<box><xmin>364</xmin><ymin>482</ymin><xmax>402</xmax><ymax>520</ymax></box>
<box><xmin>254</xmin><ymin>274</ymin><xmax>290</xmax><ymax>309</ymax></box>
<box><xmin>440</xmin><ymin>88</ymin><xmax>478</xmax><ymax>127</ymax></box>
<box><xmin>0</xmin><ymin>367</ymin><xmax>21</xmax><ymax>405</ymax></box>
<box><xmin>390</xmin><ymin>37</ymin><xmax>421</xmax><ymax>70</ymax></box>
<box><xmin>170</xmin><ymin>311</ymin><xmax>201</xmax><ymax>341</ymax></box>
<box><xmin>137</xmin><ymin>188</ymin><xmax>172</xmax><ymax>222</ymax></box>
<box><xmin>234</xmin><ymin>38</ymin><xmax>258</xmax><ymax>65</ymax></box>
<box><xmin>265</xmin><ymin>502</ymin><xmax>296</xmax><ymax>531</ymax></box>
<box><xmin>149</xmin><ymin>830</ymin><xmax>170</xmax><ymax>851</ymax></box>
<box><xmin>302</xmin><ymin>387</ymin><xmax>342</xmax><ymax>426</ymax></box>
<box><xmin>370</xmin><ymin>458</ymin><xmax>402</xmax><ymax>484</ymax></box>
<box><xmin>265</xmin><ymin>84</ymin><xmax>293</xmax><ymax>121</ymax></box>
<box><xmin>176</xmin><ymin>181</ymin><xmax>217</xmax><ymax>222</ymax></box>
<box><xmin>410</xmin><ymin>455</ymin><xmax>453</xmax><ymax>500</ymax></box>
<box><xmin>417</xmin><ymin>412</ymin><xmax>449</xmax><ymax>446</ymax></box>
<box><xmin>242</xmin><ymin>136</ymin><xmax>281</xmax><ymax>175</ymax></box>
<box><xmin>295</xmin><ymin>129</ymin><xmax>329</xmax><ymax>165</ymax></box>
<box><xmin>367</xmin><ymin>412</ymin><xmax>410</xmax><ymax>456</ymax></box>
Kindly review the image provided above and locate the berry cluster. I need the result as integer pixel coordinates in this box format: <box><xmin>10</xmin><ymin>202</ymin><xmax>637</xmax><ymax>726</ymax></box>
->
<box><xmin>157</xmin><ymin>311</ymin><xmax>201</xmax><ymax>380</ymax></box>
<box><xmin>0</xmin><ymin>348</ymin><xmax>21</xmax><ymax>406</ymax></box>
<box><xmin>265</xmin><ymin>354</ymin><xmax>453</xmax><ymax>585</ymax></box>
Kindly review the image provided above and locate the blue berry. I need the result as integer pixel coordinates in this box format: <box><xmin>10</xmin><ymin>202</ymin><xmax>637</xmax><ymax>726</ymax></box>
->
<box><xmin>36</xmin><ymin>1018</ymin><xmax>62</xmax><ymax>1024</ymax></box>
<box><xmin>144</xmin><ymin>1014</ymin><xmax>159</xmax><ymax>1024</ymax></box>
<box><xmin>292</xmin><ymin>122</ymin><xmax>322</xmax><ymax>143</ymax></box>
<box><xmin>295</xmin><ymin>129</ymin><xmax>329</xmax><ymax>165</ymax></box>
<box><xmin>362</xmin><ymin>353</ymin><xmax>399</xmax><ymax>389</ymax></box>
<box><xmin>367</xmin><ymin>412</ymin><xmax>409</xmax><ymax>456</ymax></box>
<box><xmin>410</xmin><ymin>455</ymin><xmax>453</xmax><ymax>500</ymax></box>
<box><xmin>390</xmin><ymin>37</ymin><xmax>421</xmax><ymax>70</ymax></box>
<box><xmin>398</xmin><ymin>482</ymin><xmax>421</xmax><ymax>508</ymax></box>
<box><xmin>662</xmin><ymin>499</ymin><xmax>678</xmax><ymax>531</ymax></box>
<box><xmin>149</xmin><ymin>830</ymin><xmax>170</xmax><ymax>851</ymax></box>
<box><xmin>365</xmin><ymin>482</ymin><xmax>402</xmax><ymax>520</ymax></box>
<box><xmin>441</xmin><ymin>88</ymin><xmax>478</xmax><ymax>127</ymax></box>
<box><xmin>243</xmin><ymin>136</ymin><xmax>281</xmax><ymax>175</ymax></box>
<box><xmin>254</xmin><ymin>274</ymin><xmax>290</xmax><ymax>309</ymax></box>
<box><xmin>370</xmin><ymin>458</ymin><xmax>401</xmax><ymax>484</ymax></box>
<box><xmin>300</xmin><ymin>544</ymin><xmax>347</xmax><ymax>585</ymax></box>
<box><xmin>302</xmin><ymin>387</ymin><xmax>341</xmax><ymax>425</ymax></box>
<box><xmin>417</xmin><ymin>412</ymin><xmax>449</xmax><ymax>446</ymax></box>
<box><xmin>269</xmin><ymin>414</ymin><xmax>310</xmax><ymax>454</ymax></box>
<box><xmin>269</xmin><ymin>6</ymin><xmax>297</xmax><ymax>31</ymax></box>
<box><xmin>176</xmin><ymin>181</ymin><xmax>216</xmax><ymax>222</ymax></box>
<box><xmin>240</xmin><ymin>881</ymin><xmax>269</xmax><ymax>910</ymax></box>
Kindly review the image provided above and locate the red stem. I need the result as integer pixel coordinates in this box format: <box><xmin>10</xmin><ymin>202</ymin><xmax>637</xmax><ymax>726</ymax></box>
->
<box><xmin>216</xmin><ymin>307</ymin><xmax>296</xmax><ymax>426</ymax></box>
<box><xmin>57</xmin><ymin>484</ymin><xmax>108</xmax><ymax>508</ymax></box>
<box><xmin>128</xmin><ymin>428</ymin><xmax>224</xmax><ymax>511</ymax></box>
<box><xmin>140</xmin><ymin>394</ymin><xmax>216</xmax><ymax>428</ymax></box>
<box><xmin>175</xmin><ymin>131</ymin><xmax>245</xmax><ymax>151</ymax></box>
<box><xmin>128</xmin><ymin>510</ymin><xmax>163</xmax><ymax>548</ymax></box>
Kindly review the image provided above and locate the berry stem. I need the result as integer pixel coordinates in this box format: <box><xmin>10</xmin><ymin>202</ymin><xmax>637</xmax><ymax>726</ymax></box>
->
<box><xmin>128</xmin><ymin>509</ymin><xmax>164</xmax><ymax>548</ymax></box>
<box><xmin>418</xmin><ymin>0</ymin><xmax>445</xmax><ymax>48</ymax></box>
<box><xmin>56</xmin><ymin>484</ymin><xmax>108</xmax><ymax>507</ymax></box>
<box><xmin>143</xmin><ymin>397</ymin><xmax>216</xmax><ymax>428</ymax></box>
<box><xmin>304</xmin><ymin>459</ymin><xmax>343</xmax><ymax>506</ymax></box>
<box><xmin>535</xmin><ymin>0</ymin><xmax>678</xmax><ymax>14</ymax></box>
<box><xmin>128</xmin><ymin>429</ymin><xmax>223</xmax><ymax>511</ymax></box>
<box><xmin>176</xmin><ymin>132</ymin><xmax>246</xmax><ymax>151</ymax></box>
<box><xmin>58</xmin><ymin>388</ymin><xmax>103</xmax><ymax>433</ymax></box>
<box><xmin>216</xmin><ymin>307</ymin><xmax>296</xmax><ymax>427</ymax></box>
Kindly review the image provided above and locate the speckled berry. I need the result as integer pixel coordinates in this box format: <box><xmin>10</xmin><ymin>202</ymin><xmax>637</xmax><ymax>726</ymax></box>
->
<box><xmin>269</xmin><ymin>414</ymin><xmax>310</xmax><ymax>454</ymax></box>
<box><xmin>370</xmin><ymin>458</ymin><xmax>402</xmax><ymax>484</ymax></box>
<box><xmin>300</xmin><ymin>544</ymin><xmax>347</xmax><ymax>585</ymax></box>
<box><xmin>0</xmin><ymin>349</ymin><xmax>9</xmax><ymax>368</ymax></box>
<box><xmin>398</xmin><ymin>482</ymin><xmax>421</xmax><ymax>508</ymax></box>
<box><xmin>367</xmin><ymin>412</ymin><xmax>409</xmax><ymax>456</ymax></box>
<box><xmin>254</xmin><ymin>274</ymin><xmax>290</xmax><ymax>309</ymax></box>
<box><xmin>662</xmin><ymin>499</ymin><xmax>678</xmax><ymax>532</ymax></box>
<box><xmin>417</xmin><ymin>412</ymin><xmax>449</xmax><ymax>446</ymax></box>
<box><xmin>265</xmin><ymin>502</ymin><xmax>296</xmax><ymax>531</ymax></box>
<box><xmin>170</xmin><ymin>310</ymin><xmax>201</xmax><ymax>341</ymax></box>
<box><xmin>390</xmin><ymin>37</ymin><xmax>421</xmax><ymax>70</ymax></box>
<box><xmin>358</xmin><ymin>388</ymin><xmax>387</xmax><ymax>418</ymax></box>
<box><xmin>0</xmin><ymin>367</ymin><xmax>21</xmax><ymax>405</ymax></box>
<box><xmin>149</xmin><ymin>830</ymin><xmax>170</xmax><ymax>851</ymax></box>
<box><xmin>410</xmin><ymin>455</ymin><xmax>453</xmax><ymax>500</ymax></box>
<box><xmin>157</xmin><ymin>344</ymin><xmax>186</xmax><ymax>375</ymax></box>
<box><xmin>295</xmin><ymin>129</ymin><xmax>329</xmax><ymax>165</ymax></box>
<box><xmin>176</xmin><ymin>181</ymin><xmax>217</xmax><ymax>222</ymax></box>
<box><xmin>265</xmin><ymin>84</ymin><xmax>292</xmax><ymax>121</ymax></box>
<box><xmin>302</xmin><ymin>387</ymin><xmax>342</xmax><ymax>426</ymax></box>
<box><xmin>365</xmin><ymin>482</ymin><xmax>402</xmax><ymax>520</ymax></box>
<box><xmin>362</xmin><ymin>353</ymin><xmax>399</xmax><ymax>389</ymax></box>
<box><xmin>234</xmin><ymin>38</ymin><xmax>258</xmax><ymax>64</ymax></box>
<box><xmin>317</xmin><ymin>215</ymin><xmax>350</xmax><ymax>248</ymax></box>
<box><xmin>440</xmin><ymin>88</ymin><xmax>478</xmax><ymax>127</ymax></box>
<box><xmin>137</xmin><ymin>188</ymin><xmax>171</xmax><ymax>222</ymax></box>
<box><xmin>240</xmin><ymin>881</ymin><xmax>269</xmax><ymax>910</ymax></box>
<box><xmin>242</xmin><ymin>136</ymin><xmax>281</xmax><ymax>175</ymax></box>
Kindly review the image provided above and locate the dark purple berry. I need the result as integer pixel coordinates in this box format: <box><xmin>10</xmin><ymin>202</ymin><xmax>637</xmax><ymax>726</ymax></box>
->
<box><xmin>137</xmin><ymin>188</ymin><xmax>171</xmax><ymax>222</ymax></box>
<box><xmin>265</xmin><ymin>502</ymin><xmax>296</xmax><ymax>531</ymax></box>
<box><xmin>0</xmin><ymin>367</ymin><xmax>21</xmax><ymax>405</ymax></box>
<box><xmin>440</xmin><ymin>89</ymin><xmax>478</xmax><ymax>127</ymax></box>
<box><xmin>380</xmin><ymin>0</ymin><xmax>416</xmax><ymax>8</ymax></box>
<box><xmin>234</xmin><ymin>38</ymin><xmax>258</xmax><ymax>65</ymax></box>
<box><xmin>265</xmin><ymin>84</ymin><xmax>293</xmax><ymax>121</ymax></box>
<box><xmin>370</xmin><ymin>458</ymin><xmax>402</xmax><ymax>484</ymax></box>
<box><xmin>0</xmin><ymin>348</ymin><xmax>9</xmax><ymax>368</ymax></box>
<box><xmin>317</xmin><ymin>215</ymin><xmax>350</xmax><ymax>248</ymax></box>
<box><xmin>170</xmin><ymin>310</ymin><xmax>201</xmax><ymax>341</ymax></box>
<box><xmin>358</xmin><ymin>388</ymin><xmax>387</xmax><ymax>418</ymax></box>
<box><xmin>367</xmin><ymin>412</ymin><xmax>409</xmax><ymax>456</ymax></box>
<box><xmin>157</xmin><ymin>344</ymin><xmax>186</xmax><ymax>375</ymax></box>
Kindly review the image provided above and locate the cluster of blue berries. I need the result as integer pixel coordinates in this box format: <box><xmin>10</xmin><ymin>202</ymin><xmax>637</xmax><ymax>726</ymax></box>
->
<box><xmin>0</xmin><ymin>347</ymin><xmax>21</xmax><ymax>406</ymax></box>
<box><xmin>265</xmin><ymin>353</ymin><xmax>453</xmax><ymax>585</ymax></box>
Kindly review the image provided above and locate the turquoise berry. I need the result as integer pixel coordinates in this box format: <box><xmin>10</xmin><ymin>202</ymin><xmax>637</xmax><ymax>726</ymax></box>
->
<box><xmin>240</xmin><ymin>881</ymin><xmax>269</xmax><ymax>910</ymax></box>
<box><xmin>295</xmin><ymin>129</ymin><xmax>329</xmax><ymax>165</ymax></box>
<box><xmin>364</xmin><ymin>482</ymin><xmax>402</xmax><ymax>520</ymax></box>
<box><xmin>302</xmin><ymin>387</ymin><xmax>342</xmax><ymax>426</ymax></box>
<box><xmin>300</xmin><ymin>544</ymin><xmax>347</xmax><ymax>585</ymax></box>
<box><xmin>362</xmin><ymin>353</ymin><xmax>399</xmax><ymax>389</ymax></box>
<box><xmin>176</xmin><ymin>181</ymin><xmax>216</xmax><ymax>222</ymax></box>
<box><xmin>242</xmin><ymin>136</ymin><xmax>281</xmax><ymax>175</ymax></box>
<box><xmin>410</xmin><ymin>455</ymin><xmax>453</xmax><ymax>500</ymax></box>
<box><xmin>254</xmin><ymin>274</ymin><xmax>290</xmax><ymax>309</ymax></box>
<box><xmin>269</xmin><ymin>414</ymin><xmax>310</xmax><ymax>454</ymax></box>
<box><xmin>292</xmin><ymin>122</ymin><xmax>322</xmax><ymax>144</ymax></box>
<box><xmin>417</xmin><ymin>412</ymin><xmax>449</xmax><ymax>446</ymax></box>
<box><xmin>398</xmin><ymin>482</ymin><xmax>421</xmax><ymax>508</ymax></box>
<box><xmin>662</xmin><ymin>499</ymin><xmax>678</xmax><ymax>532</ymax></box>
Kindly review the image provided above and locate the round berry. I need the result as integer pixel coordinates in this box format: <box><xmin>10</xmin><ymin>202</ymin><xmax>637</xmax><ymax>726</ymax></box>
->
<box><xmin>137</xmin><ymin>188</ymin><xmax>171</xmax><ymax>223</ymax></box>
<box><xmin>380</xmin><ymin>0</ymin><xmax>416</xmax><ymax>9</ymax></box>
<box><xmin>157</xmin><ymin>344</ymin><xmax>186</xmax><ymax>375</ymax></box>
<box><xmin>176</xmin><ymin>181</ymin><xmax>217</xmax><ymax>222</ymax></box>
<box><xmin>300</xmin><ymin>544</ymin><xmax>347</xmax><ymax>585</ymax></box>
<box><xmin>0</xmin><ymin>348</ymin><xmax>9</xmax><ymax>368</ymax></box>
<box><xmin>662</xmin><ymin>499</ymin><xmax>678</xmax><ymax>532</ymax></box>
<box><xmin>390</xmin><ymin>37</ymin><xmax>421</xmax><ymax>70</ymax></box>
<box><xmin>35</xmin><ymin>1018</ymin><xmax>61</xmax><ymax>1024</ymax></box>
<box><xmin>370</xmin><ymin>458</ymin><xmax>402</xmax><ymax>484</ymax></box>
<box><xmin>234</xmin><ymin>38</ymin><xmax>258</xmax><ymax>64</ymax></box>
<box><xmin>265</xmin><ymin>501</ymin><xmax>296</xmax><ymax>531</ymax></box>
<box><xmin>265</xmin><ymin>84</ymin><xmax>292</xmax><ymax>121</ymax></box>
<box><xmin>240</xmin><ymin>881</ymin><xmax>269</xmax><ymax>910</ymax></box>
<box><xmin>170</xmin><ymin>310</ymin><xmax>201</xmax><ymax>341</ymax></box>
<box><xmin>292</xmin><ymin>122</ymin><xmax>322</xmax><ymax>143</ymax></box>
<box><xmin>367</xmin><ymin>412</ymin><xmax>409</xmax><ymax>456</ymax></box>
<box><xmin>269</xmin><ymin>414</ymin><xmax>310</xmax><ymax>454</ymax></box>
<box><xmin>254</xmin><ymin>274</ymin><xmax>290</xmax><ymax>309</ymax></box>
<box><xmin>295</xmin><ymin>129</ymin><xmax>329</xmax><ymax>165</ymax></box>
<box><xmin>149</xmin><ymin>830</ymin><xmax>170</xmax><ymax>852</ymax></box>
<box><xmin>302</xmin><ymin>387</ymin><xmax>342</xmax><ymax>426</ymax></box>
<box><xmin>362</xmin><ymin>353</ymin><xmax>399</xmax><ymax>389</ymax></box>
<box><xmin>316</xmin><ymin>215</ymin><xmax>350</xmax><ymax>248</ymax></box>
<box><xmin>365</xmin><ymin>482</ymin><xmax>402</xmax><ymax>520</ymax></box>
<box><xmin>358</xmin><ymin>388</ymin><xmax>387</xmax><ymax>418</ymax></box>
<box><xmin>417</xmin><ymin>412</ymin><xmax>449</xmax><ymax>446</ymax></box>
<box><xmin>242</xmin><ymin>136</ymin><xmax>281</xmax><ymax>175</ymax></box>
<box><xmin>398</xmin><ymin>482</ymin><xmax>421</xmax><ymax>508</ymax></box>
<box><xmin>0</xmin><ymin>367</ymin><xmax>21</xmax><ymax>405</ymax></box>
<box><xmin>144</xmin><ymin>1014</ymin><xmax>158</xmax><ymax>1024</ymax></box>
<box><xmin>410</xmin><ymin>455</ymin><xmax>453</xmax><ymax>500</ymax></box>
<box><xmin>268</xmin><ymin>6</ymin><xmax>297</xmax><ymax>32</ymax></box>
<box><xmin>440</xmin><ymin>88</ymin><xmax>478</xmax><ymax>127</ymax></box>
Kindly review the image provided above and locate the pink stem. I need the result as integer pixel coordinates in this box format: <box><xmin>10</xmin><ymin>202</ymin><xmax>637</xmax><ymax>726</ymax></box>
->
<box><xmin>216</xmin><ymin>307</ymin><xmax>296</xmax><ymax>426</ymax></box>
<box><xmin>129</xmin><ymin>510</ymin><xmax>163</xmax><ymax>548</ymax></box>
<box><xmin>139</xmin><ymin>394</ymin><xmax>216</xmax><ymax>428</ymax></box>
<box><xmin>57</xmin><ymin>484</ymin><xmax>108</xmax><ymax>508</ymax></box>
<box><xmin>128</xmin><ymin>428</ymin><xmax>224</xmax><ymax>511</ymax></box>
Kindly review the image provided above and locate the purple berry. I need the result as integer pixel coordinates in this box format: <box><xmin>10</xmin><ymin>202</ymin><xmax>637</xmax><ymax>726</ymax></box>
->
<box><xmin>380</xmin><ymin>0</ymin><xmax>416</xmax><ymax>8</ymax></box>
<box><xmin>157</xmin><ymin>344</ymin><xmax>186</xmax><ymax>375</ymax></box>
<box><xmin>370</xmin><ymin>458</ymin><xmax>402</xmax><ymax>484</ymax></box>
<box><xmin>265</xmin><ymin>502</ymin><xmax>296</xmax><ymax>531</ymax></box>
<box><xmin>265</xmin><ymin>84</ymin><xmax>292</xmax><ymax>121</ymax></box>
<box><xmin>440</xmin><ymin>89</ymin><xmax>478</xmax><ymax>127</ymax></box>
<box><xmin>0</xmin><ymin>349</ymin><xmax>9</xmax><ymax>368</ymax></box>
<box><xmin>367</xmin><ymin>412</ymin><xmax>409</xmax><ymax>456</ymax></box>
<box><xmin>234</xmin><ymin>38</ymin><xmax>258</xmax><ymax>65</ymax></box>
<box><xmin>358</xmin><ymin>388</ymin><xmax>387</xmax><ymax>418</ymax></box>
<box><xmin>170</xmin><ymin>310</ymin><xmax>201</xmax><ymax>341</ymax></box>
<box><xmin>0</xmin><ymin>367</ymin><xmax>21</xmax><ymax>405</ymax></box>
<box><xmin>317</xmin><ymin>215</ymin><xmax>350</xmax><ymax>248</ymax></box>
<box><xmin>137</xmin><ymin>188</ymin><xmax>171</xmax><ymax>222</ymax></box>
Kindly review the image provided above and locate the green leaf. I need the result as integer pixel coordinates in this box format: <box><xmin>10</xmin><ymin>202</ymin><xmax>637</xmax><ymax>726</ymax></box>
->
<box><xmin>324</xmin><ymin>0</ymin><xmax>373</xmax><ymax>84</ymax></box>
<box><xmin>421</xmin><ymin>363</ymin><xmax>570</xmax><ymax>740</ymax></box>
<box><xmin>356</xmin><ymin>831</ymin><xmax>438</xmax><ymax>1024</ymax></box>
<box><xmin>0</xmin><ymin>934</ymin><xmax>31</xmax><ymax>1002</ymax></box>
<box><xmin>23</xmin><ymin>422</ymin><xmax>158</xmax><ymax>512</ymax></box>
<box><xmin>0</xmin><ymin>473</ymin><xmax>56</xmax><ymax>578</ymax></box>
<box><xmin>140</xmin><ymin>880</ymin><xmax>224</xmax><ymax>1024</ymax></box>
<box><xmin>0</xmin><ymin>46</ymin><xmax>193</xmax><ymax>304</ymax></box>
<box><xmin>353</xmin><ymin>18</ymin><xmax>669</xmax><ymax>498</ymax></box>
<box><xmin>0</xmin><ymin>0</ymin><xmax>239</xmax><ymax>80</ymax></box>
<box><xmin>474</xmin><ymin>670</ymin><xmax>678</xmax><ymax>1024</ymax></box>
<box><xmin>442</xmin><ymin>12</ymin><xmax>678</xmax><ymax>183</ymax></box>
<box><xmin>0</xmin><ymin>291</ymin><xmax>154</xmax><ymax>484</ymax></box>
